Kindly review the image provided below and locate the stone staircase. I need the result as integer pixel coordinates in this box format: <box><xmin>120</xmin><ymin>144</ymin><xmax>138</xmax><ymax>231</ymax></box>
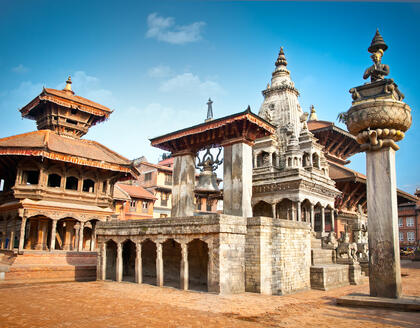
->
<box><xmin>0</xmin><ymin>250</ymin><xmax>97</xmax><ymax>283</ymax></box>
<box><xmin>310</xmin><ymin>237</ymin><xmax>350</xmax><ymax>290</ymax></box>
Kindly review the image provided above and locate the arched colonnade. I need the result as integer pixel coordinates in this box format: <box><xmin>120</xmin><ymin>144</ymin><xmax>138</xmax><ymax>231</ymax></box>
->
<box><xmin>101</xmin><ymin>237</ymin><xmax>210</xmax><ymax>292</ymax></box>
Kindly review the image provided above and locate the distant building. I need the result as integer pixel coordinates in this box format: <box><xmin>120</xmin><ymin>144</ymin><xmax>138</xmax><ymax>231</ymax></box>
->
<box><xmin>398</xmin><ymin>188</ymin><xmax>420</xmax><ymax>247</ymax></box>
<box><xmin>113</xmin><ymin>184</ymin><xmax>157</xmax><ymax>220</ymax></box>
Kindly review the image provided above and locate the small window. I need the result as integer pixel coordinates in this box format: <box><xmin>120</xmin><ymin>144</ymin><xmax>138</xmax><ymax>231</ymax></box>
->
<box><xmin>407</xmin><ymin>231</ymin><xmax>415</xmax><ymax>242</ymax></box>
<box><xmin>0</xmin><ymin>179</ymin><xmax>4</xmax><ymax>191</ymax></box>
<box><xmin>197</xmin><ymin>198</ymin><xmax>202</xmax><ymax>210</ymax></box>
<box><xmin>102</xmin><ymin>181</ymin><xmax>107</xmax><ymax>193</ymax></box>
<box><xmin>398</xmin><ymin>217</ymin><xmax>403</xmax><ymax>227</ymax></box>
<box><xmin>406</xmin><ymin>217</ymin><xmax>414</xmax><ymax>227</ymax></box>
<box><xmin>66</xmin><ymin>118</ymin><xmax>78</xmax><ymax>125</ymax></box>
<box><xmin>399</xmin><ymin>232</ymin><xmax>404</xmax><ymax>242</ymax></box>
<box><xmin>65</xmin><ymin>176</ymin><xmax>78</xmax><ymax>190</ymax></box>
<box><xmin>23</xmin><ymin>170</ymin><xmax>40</xmax><ymax>185</ymax></box>
<box><xmin>130</xmin><ymin>200</ymin><xmax>137</xmax><ymax>211</ymax></box>
<box><xmin>206</xmin><ymin>199</ymin><xmax>212</xmax><ymax>212</ymax></box>
<box><xmin>48</xmin><ymin>173</ymin><xmax>61</xmax><ymax>188</ymax></box>
<box><xmin>144</xmin><ymin>172</ymin><xmax>152</xmax><ymax>181</ymax></box>
<box><xmin>82</xmin><ymin>179</ymin><xmax>95</xmax><ymax>192</ymax></box>
<box><xmin>142</xmin><ymin>201</ymin><xmax>148</xmax><ymax>213</ymax></box>
<box><xmin>164</xmin><ymin>174</ymin><xmax>172</xmax><ymax>185</ymax></box>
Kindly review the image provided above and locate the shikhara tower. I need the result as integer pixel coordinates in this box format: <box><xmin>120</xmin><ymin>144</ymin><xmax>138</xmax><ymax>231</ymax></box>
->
<box><xmin>253</xmin><ymin>48</ymin><xmax>339</xmax><ymax>236</ymax></box>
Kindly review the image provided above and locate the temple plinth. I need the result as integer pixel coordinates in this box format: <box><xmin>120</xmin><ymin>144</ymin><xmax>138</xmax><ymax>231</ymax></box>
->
<box><xmin>150</xmin><ymin>107</ymin><xmax>275</xmax><ymax>217</ymax></box>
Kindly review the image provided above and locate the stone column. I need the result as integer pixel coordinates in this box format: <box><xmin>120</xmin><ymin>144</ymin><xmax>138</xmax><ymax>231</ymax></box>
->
<box><xmin>35</xmin><ymin>219</ymin><xmax>48</xmax><ymax>250</ymax></box>
<box><xmin>135</xmin><ymin>242</ymin><xmax>142</xmax><ymax>284</ymax></box>
<box><xmin>156</xmin><ymin>242</ymin><xmax>163</xmax><ymax>287</ymax></box>
<box><xmin>90</xmin><ymin>221</ymin><xmax>97</xmax><ymax>251</ymax></box>
<box><xmin>296</xmin><ymin>201</ymin><xmax>301</xmax><ymax>222</ymax></box>
<box><xmin>253</xmin><ymin>154</ymin><xmax>257</xmax><ymax>168</ymax></box>
<box><xmin>268</xmin><ymin>152</ymin><xmax>273</xmax><ymax>167</ymax></box>
<box><xmin>74</xmin><ymin>223</ymin><xmax>80</xmax><ymax>251</ymax></box>
<box><xmin>291</xmin><ymin>202</ymin><xmax>296</xmax><ymax>221</ymax></box>
<box><xmin>8</xmin><ymin>219</ymin><xmax>15</xmax><ymax>250</ymax></box>
<box><xmin>171</xmin><ymin>152</ymin><xmax>196</xmax><ymax>217</ymax></box>
<box><xmin>271</xmin><ymin>204</ymin><xmax>276</xmax><ymax>219</ymax></box>
<box><xmin>18</xmin><ymin>217</ymin><xmax>27</xmax><ymax>252</ymax></box>
<box><xmin>50</xmin><ymin>219</ymin><xmax>57</xmax><ymax>251</ymax></box>
<box><xmin>78</xmin><ymin>222</ymin><xmax>85</xmax><ymax>252</ymax></box>
<box><xmin>100</xmin><ymin>243</ymin><xmax>106</xmax><ymax>280</ymax></box>
<box><xmin>2</xmin><ymin>218</ymin><xmax>7</xmax><ymax>249</ymax></box>
<box><xmin>180</xmin><ymin>243</ymin><xmax>188</xmax><ymax>290</ymax></box>
<box><xmin>116</xmin><ymin>242</ymin><xmax>122</xmax><ymax>282</ymax></box>
<box><xmin>310</xmin><ymin>205</ymin><xmax>315</xmax><ymax>230</ymax></box>
<box><xmin>63</xmin><ymin>221</ymin><xmax>75</xmax><ymax>251</ymax></box>
<box><xmin>321</xmin><ymin>207</ymin><xmax>325</xmax><ymax>233</ymax></box>
<box><xmin>366</xmin><ymin>147</ymin><xmax>402</xmax><ymax>298</ymax></box>
<box><xmin>330</xmin><ymin>209</ymin><xmax>335</xmax><ymax>233</ymax></box>
<box><xmin>223</xmin><ymin>142</ymin><xmax>253</xmax><ymax>217</ymax></box>
<box><xmin>26</xmin><ymin>219</ymin><xmax>38</xmax><ymax>249</ymax></box>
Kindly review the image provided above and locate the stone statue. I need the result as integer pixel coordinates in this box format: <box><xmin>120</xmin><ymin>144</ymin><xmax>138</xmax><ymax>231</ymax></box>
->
<box><xmin>322</xmin><ymin>231</ymin><xmax>338</xmax><ymax>250</ymax></box>
<box><xmin>363</xmin><ymin>49</ymin><xmax>389</xmax><ymax>82</ymax></box>
<box><xmin>337</xmin><ymin>232</ymin><xmax>358</xmax><ymax>263</ymax></box>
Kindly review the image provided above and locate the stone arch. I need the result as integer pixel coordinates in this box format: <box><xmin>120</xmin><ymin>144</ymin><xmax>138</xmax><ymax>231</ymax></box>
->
<box><xmin>55</xmin><ymin>217</ymin><xmax>79</xmax><ymax>250</ymax></box>
<box><xmin>162</xmin><ymin>238</ymin><xmax>181</xmax><ymax>288</ymax></box>
<box><xmin>253</xmin><ymin>201</ymin><xmax>273</xmax><ymax>217</ymax></box>
<box><xmin>105</xmin><ymin>240</ymin><xmax>117</xmax><ymax>280</ymax></box>
<box><xmin>293</xmin><ymin>157</ymin><xmax>298</xmax><ymax>167</ymax></box>
<box><xmin>287</xmin><ymin>157</ymin><xmax>292</xmax><ymax>167</ymax></box>
<box><xmin>141</xmin><ymin>239</ymin><xmax>157</xmax><ymax>285</ymax></box>
<box><xmin>272</xmin><ymin>152</ymin><xmax>277</xmax><ymax>167</ymax></box>
<box><xmin>325</xmin><ymin>205</ymin><xmax>334</xmax><ymax>232</ymax></box>
<box><xmin>314</xmin><ymin>202</ymin><xmax>323</xmax><ymax>232</ymax></box>
<box><xmin>24</xmin><ymin>215</ymin><xmax>52</xmax><ymax>250</ymax></box>
<box><xmin>302</xmin><ymin>152</ymin><xmax>310</xmax><ymax>167</ymax></box>
<box><xmin>312</xmin><ymin>153</ymin><xmax>320</xmax><ymax>169</ymax></box>
<box><xmin>187</xmin><ymin>239</ymin><xmax>208</xmax><ymax>292</ymax></box>
<box><xmin>82</xmin><ymin>178</ymin><xmax>95</xmax><ymax>193</ymax></box>
<box><xmin>122</xmin><ymin>239</ymin><xmax>136</xmax><ymax>282</ymax></box>
<box><xmin>301</xmin><ymin>199</ymin><xmax>312</xmax><ymax>222</ymax></box>
<box><xmin>276</xmin><ymin>198</ymin><xmax>293</xmax><ymax>220</ymax></box>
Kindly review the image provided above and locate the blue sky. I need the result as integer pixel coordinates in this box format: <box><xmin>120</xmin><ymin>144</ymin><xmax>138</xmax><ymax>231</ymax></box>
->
<box><xmin>0</xmin><ymin>0</ymin><xmax>419</xmax><ymax>193</ymax></box>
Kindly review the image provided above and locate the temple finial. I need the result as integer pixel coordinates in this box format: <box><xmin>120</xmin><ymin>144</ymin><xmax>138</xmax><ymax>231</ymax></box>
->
<box><xmin>205</xmin><ymin>98</ymin><xmax>213</xmax><ymax>122</ymax></box>
<box><xmin>368</xmin><ymin>29</ymin><xmax>388</xmax><ymax>53</ymax></box>
<box><xmin>308</xmin><ymin>105</ymin><xmax>318</xmax><ymax>121</ymax></box>
<box><xmin>275</xmin><ymin>47</ymin><xmax>288</xmax><ymax>67</ymax></box>
<box><xmin>63</xmin><ymin>76</ymin><xmax>74</xmax><ymax>94</ymax></box>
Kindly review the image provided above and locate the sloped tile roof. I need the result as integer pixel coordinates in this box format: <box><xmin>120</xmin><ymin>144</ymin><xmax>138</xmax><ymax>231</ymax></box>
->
<box><xmin>117</xmin><ymin>183</ymin><xmax>157</xmax><ymax>200</ymax></box>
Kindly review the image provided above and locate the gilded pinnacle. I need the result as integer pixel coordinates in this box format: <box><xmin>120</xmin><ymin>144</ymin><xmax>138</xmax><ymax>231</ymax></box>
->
<box><xmin>275</xmin><ymin>47</ymin><xmax>288</xmax><ymax>67</ymax></box>
<box><xmin>63</xmin><ymin>76</ymin><xmax>74</xmax><ymax>94</ymax></box>
<box><xmin>308</xmin><ymin>105</ymin><xmax>318</xmax><ymax>121</ymax></box>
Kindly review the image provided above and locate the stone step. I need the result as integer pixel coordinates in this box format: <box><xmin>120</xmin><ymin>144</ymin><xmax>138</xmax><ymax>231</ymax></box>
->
<box><xmin>12</xmin><ymin>252</ymin><xmax>97</xmax><ymax>266</ymax></box>
<box><xmin>310</xmin><ymin>264</ymin><xmax>350</xmax><ymax>291</ymax></box>
<box><xmin>311</xmin><ymin>238</ymin><xmax>322</xmax><ymax>248</ymax></box>
<box><xmin>311</xmin><ymin>248</ymin><xmax>335</xmax><ymax>265</ymax></box>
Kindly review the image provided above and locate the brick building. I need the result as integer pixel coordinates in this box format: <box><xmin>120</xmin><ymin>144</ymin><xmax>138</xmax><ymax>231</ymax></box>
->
<box><xmin>398</xmin><ymin>188</ymin><xmax>420</xmax><ymax>247</ymax></box>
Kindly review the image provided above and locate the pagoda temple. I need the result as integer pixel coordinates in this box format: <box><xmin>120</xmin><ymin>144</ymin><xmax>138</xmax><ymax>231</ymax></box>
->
<box><xmin>0</xmin><ymin>77</ymin><xmax>137</xmax><ymax>281</ymax></box>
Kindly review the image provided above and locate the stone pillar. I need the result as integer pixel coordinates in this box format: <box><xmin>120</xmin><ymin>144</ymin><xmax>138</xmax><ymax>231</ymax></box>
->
<box><xmin>35</xmin><ymin>219</ymin><xmax>48</xmax><ymax>250</ymax></box>
<box><xmin>223</xmin><ymin>142</ymin><xmax>253</xmax><ymax>217</ymax></box>
<box><xmin>50</xmin><ymin>219</ymin><xmax>57</xmax><ymax>251</ymax></box>
<box><xmin>8</xmin><ymin>219</ymin><xmax>15</xmax><ymax>250</ymax></box>
<box><xmin>296</xmin><ymin>201</ymin><xmax>301</xmax><ymax>222</ymax></box>
<box><xmin>366</xmin><ymin>147</ymin><xmax>401</xmax><ymax>298</ymax></box>
<box><xmin>2</xmin><ymin>218</ymin><xmax>7</xmax><ymax>249</ymax></box>
<box><xmin>26</xmin><ymin>219</ymin><xmax>38</xmax><ymax>249</ymax></box>
<box><xmin>291</xmin><ymin>202</ymin><xmax>296</xmax><ymax>221</ymax></box>
<box><xmin>116</xmin><ymin>242</ymin><xmax>122</xmax><ymax>282</ymax></box>
<box><xmin>135</xmin><ymin>242</ymin><xmax>142</xmax><ymax>284</ymax></box>
<box><xmin>156</xmin><ymin>242</ymin><xmax>163</xmax><ymax>287</ymax></box>
<box><xmin>100</xmin><ymin>243</ymin><xmax>106</xmax><ymax>280</ymax></box>
<box><xmin>90</xmin><ymin>221</ymin><xmax>97</xmax><ymax>251</ymax></box>
<box><xmin>63</xmin><ymin>221</ymin><xmax>75</xmax><ymax>251</ymax></box>
<box><xmin>310</xmin><ymin>205</ymin><xmax>315</xmax><ymax>230</ymax></box>
<box><xmin>180</xmin><ymin>243</ymin><xmax>188</xmax><ymax>290</ymax></box>
<box><xmin>78</xmin><ymin>222</ymin><xmax>85</xmax><ymax>252</ymax></box>
<box><xmin>253</xmin><ymin>153</ymin><xmax>257</xmax><ymax>168</ymax></box>
<box><xmin>272</xmin><ymin>204</ymin><xmax>276</xmax><ymax>219</ymax></box>
<box><xmin>18</xmin><ymin>217</ymin><xmax>27</xmax><ymax>252</ymax></box>
<box><xmin>268</xmin><ymin>152</ymin><xmax>273</xmax><ymax>167</ymax></box>
<box><xmin>171</xmin><ymin>153</ymin><xmax>196</xmax><ymax>217</ymax></box>
<box><xmin>330</xmin><ymin>209</ymin><xmax>335</xmax><ymax>233</ymax></box>
<box><xmin>321</xmin><ymin>207</ymin><xmax>325</xmax><ymax>233</ymax></box>
<box><xmin>74</xmin><ymin>223</ymin><xmax>80</xmax><ymax>251</ymax></box>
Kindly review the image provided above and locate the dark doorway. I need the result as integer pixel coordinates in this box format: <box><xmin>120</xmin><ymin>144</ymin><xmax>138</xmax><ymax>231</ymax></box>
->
<box><xmin>141</xmin><ymin>239</ymin><xmax>157</xmax><ymax>285</ymax></box>
<box><xmin>122</xmin><ymin>240</ymin><xmax>136</xmax><ymax>282</ymax></box>
<box><xmin>188</xmin><ymin>239</ymin><xmax>208</xmax><ymax>292</ymax></box>
<box><xmin>162</xmin><ymin>239</ymin><xmax>181</xmax><ymax>288</ymax></box>
<box><xmin>106</xmin><ymin>240</ymin><xmax>117</xmax><ymax>280</ymax></box>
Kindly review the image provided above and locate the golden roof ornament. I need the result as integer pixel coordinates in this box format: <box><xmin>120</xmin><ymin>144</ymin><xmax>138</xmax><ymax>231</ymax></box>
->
<box><xmin>63</xmin><ymin>76</ymin><xmax>74</xmax><ymax>94</ymax></box>
<box><xmin>308</xmin><ymin>105</ymin><xmax>318</xmax><ymax>121</ymax></box>
<box><xmin>363</xmin><ymin>29</ymin><xmax>390</xmax><ymax>82</ymax></box>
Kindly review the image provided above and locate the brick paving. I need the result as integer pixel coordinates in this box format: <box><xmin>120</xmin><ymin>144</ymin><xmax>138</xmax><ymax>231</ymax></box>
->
<box><xmin>0</xmin><ymin>261</ymin><xmax>419</xmax><ymax>328</ymax></box>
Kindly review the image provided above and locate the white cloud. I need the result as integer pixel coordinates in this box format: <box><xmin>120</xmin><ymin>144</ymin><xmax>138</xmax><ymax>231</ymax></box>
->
<box><xmin>146</xmin><ymin>13</ymin><xmax>205</xmax><ymax>45</ymax></box>
<box><xmin>159</xmin><ymin>73</ymin><xmax>224</xmax><ymax>96</ymax></box>
<box><xmin>147</xmin><ymin>65</ymin><xmax>173</xmax><ymax>78</ymax></box>
<box><xmin>11</xmin><ymin>64</ymin><xmax>29</xmax><ymax>74</ymax></box>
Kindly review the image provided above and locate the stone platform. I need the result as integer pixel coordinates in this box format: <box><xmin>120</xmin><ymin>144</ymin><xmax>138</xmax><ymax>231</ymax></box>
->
<box><xmin>0</xmin><ymin>250</ymin><xmax>97</xmax><ymax>283</ymax></box>
<box><xmin>337</xmin><ymin>294</ymin><xmax>420</xmax><ymax>312</ymax></box>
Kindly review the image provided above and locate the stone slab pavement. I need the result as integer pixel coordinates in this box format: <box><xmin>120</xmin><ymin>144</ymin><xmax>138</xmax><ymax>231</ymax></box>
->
<box><xmin>0</xmin><ymin>260</ymin><xmax>419</xmax><ymax>328</ymax></box>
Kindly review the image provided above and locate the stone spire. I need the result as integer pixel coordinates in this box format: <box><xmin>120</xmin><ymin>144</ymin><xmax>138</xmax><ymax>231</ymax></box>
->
<box><xmin>63</xmin><ymin>76</ymin><xmax>74</xmax><ymax>94</ymax></box>
<box><xmin>308</xmin><ymin>105</ymin><xmax>318</xmax><ymax>121</ymax></box>
<box><xmin>258</xmin><ymin>47</ymin><xmax>303</xmax><ymax>138</ymax></box>
<box><xmin>205</xmin><ymin>98</ymin><xmax>213</xmax><ymax>122</ymax></box>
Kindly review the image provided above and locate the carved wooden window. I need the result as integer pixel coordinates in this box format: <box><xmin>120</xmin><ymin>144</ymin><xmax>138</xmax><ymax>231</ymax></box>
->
<box><xmin>22</xmin><ymin>170</ymin><xmax>39</xmax><ymax>185</ymax></box>
<box><xmin>406</xmin><ymin>217</ymin><xmax>414</xmax><ymax>227</ymax></box>
<box><xmin>82</xmin><ymin>179</ymin><xmax>95</xmax><ymax>193</ymax></box>
<box><xmin>47</xmin><ymin>173</ymin><xmax>61</xmax><ymax>188</ymax></box>
<box><xmin>130</xmin><ymin>200</ymin><xmax>137</xmax><ymax>211</ymax></box>
<box><xmin>65</xmin><ymin>176</ymin><xmax>78</xmax><ymax>190</ymax></box>
<box><xmin>407</xmin><ymin>231</ymin><xmax>415</xmax><ymax>242</ymax></box>
<box><xmin>399</xmin><ymin>232</ymin><xmax>404</xmax><ymax>241</ymax></box>
<box><xmin>144</xmin><ymin>172</ymin><xmax>152</xmax><ymax>181</ymax></box>
<box><xmin>142</xmin><ymin>201</ymin><xmax>148</xmax><ymax>213</ymax></box>
<box><xmin>206</xmin><ymin>199</ymin><xmax>212</xmax><ymax>212</ymax></box>
<box><xmin>398</xmin><ymin>217</ymin><xmax>403</xmax><ymax>227</ymax></box>
<box><xmin>102</xmin><ymin>181</ymin><xmax>107</xmax><ymax>194</ymax></box>
<box><xmin>164</xmin><ymin>174</ymin><xmax>172</xmax><ymax>185</ymax></box>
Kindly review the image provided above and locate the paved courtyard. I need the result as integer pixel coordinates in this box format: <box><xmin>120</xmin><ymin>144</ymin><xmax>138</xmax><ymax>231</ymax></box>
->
<box><xmin>0</xmin><ymin>261</ymin><xmax>419</xmax><ymax>328</ymax></box>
